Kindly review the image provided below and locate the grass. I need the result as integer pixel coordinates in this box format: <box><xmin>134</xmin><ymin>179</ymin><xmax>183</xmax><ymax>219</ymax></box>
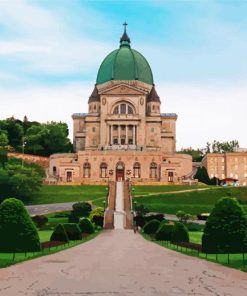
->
<box><xmin>27</xmin><ymin>185</ymin><xmax>108</xmax><ymax>206</ymax></box>
<box><xmin>134</xmin><ymin>187</ymin><xmax>247</xmax><ymax>215</ymax></box>
<box><xmin>142</xmin><ymin>232</ymin><xmax>247</xmax><ymax>272</ymax></box>
<box><xmin>0</xmin><ymin>230</ymin><xmax>101</xmax><ymax>268</ymax></box>
<box><xmin>189</xmin><ymin>231</ymin><xmax>203</xmax><ymax>244</ymax></box>
<box><xmin>133</xmin><ymin>184</ymin><xmax>208</xmax><ymax>195</ymax></box>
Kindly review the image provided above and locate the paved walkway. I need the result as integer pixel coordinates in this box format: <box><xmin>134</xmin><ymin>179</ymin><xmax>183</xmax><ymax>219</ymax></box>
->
<box><xmin>1</xmin><ymin>230</ymin><xmax>247</xmax><ymax>295</ymax></box>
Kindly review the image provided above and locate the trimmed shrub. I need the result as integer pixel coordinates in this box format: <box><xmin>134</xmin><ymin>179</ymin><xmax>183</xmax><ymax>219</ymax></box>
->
<box><xmin>32</xmin><ymin>215</ymin><xmax>48</xmax><ymax>228</ymax></box>
<box><xmin>79</xmin><ymin>218</ymin><xmax>94</xmax><ymax>234</ymax></box>
<box><xmin>202</xmin><ymin>197</ymin><xmax>247</xmax><ymax>254</ymax></box>
<box><xmin>72</xmin><ymin>202</ymin><xmax>92</xmax><ymax>217</ymax></box>
<box><xmin>143</xmin><ymin>219</ymin><xmax>160</xmax><ymax>235</ymax></box>
<box><xmin>145</xmin><ymin>213</ymin><xmax>164</xmax><ymax>223</ymax></box>
<box><xmin>0</xmin><ymin>198</ymin><xmax>41</xmax><ymax>252</ymax></box>
<box><xmin>171</xmin><ymin>222</ymin><xmax>189</xmax><ymax>243</ymax></box>
<box><xmin>155</xmin><ymin>222</ymin><xmax>174</xmax><ymax>241</ymax></box>
<box><xmin>63</xmin><ymin>223</ymin><xmax>82</xmax><ymax>240</ymax></box>
<box><xmin>134</xmin><ymin>215</ymin><xmax>146</xmax><ymax>228</ymax></box>
<box><xmin>50</xmin><ymin>224</ymin><xmax>69</xmax><ymax>243</ymax></box>
<box><xmin>68</xmin><ymin>211</ymin><xmax>80</xmax><ymax>223</ymax></box>
<box><xmin>89</xmin><ymin>207</ymin><xmax>104</xmax><ymax>227</ymax></box>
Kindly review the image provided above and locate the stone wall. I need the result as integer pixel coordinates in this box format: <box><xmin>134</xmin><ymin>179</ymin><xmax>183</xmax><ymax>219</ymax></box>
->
<box><xmin>8</xmin><ymin>152</ymin><xmax>49</xmax><ymax>168</ymax></box>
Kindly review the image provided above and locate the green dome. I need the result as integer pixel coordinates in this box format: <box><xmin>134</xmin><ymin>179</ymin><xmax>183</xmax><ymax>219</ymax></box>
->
<box><xmin>96</xmin><ymin>30</ymin><xmax>154</xmax><ymax>85</ymax></box>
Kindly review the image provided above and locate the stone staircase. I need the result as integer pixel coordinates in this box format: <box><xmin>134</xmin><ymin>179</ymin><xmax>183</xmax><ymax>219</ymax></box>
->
<box><xmin>104</xmin><ymin>180</ymin><xmax>133</xmax><ymax>230</ymax></box>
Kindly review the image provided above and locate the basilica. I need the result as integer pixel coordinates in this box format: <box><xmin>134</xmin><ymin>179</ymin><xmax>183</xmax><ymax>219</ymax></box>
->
<box><xmin>49</xmin><ymin>27</ymin><xmax>192</xmax><ymax>184</ymax></box>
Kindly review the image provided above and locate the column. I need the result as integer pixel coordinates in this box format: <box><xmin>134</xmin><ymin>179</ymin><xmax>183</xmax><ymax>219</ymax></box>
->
<box><xmin>118</xmin><ymin>125</ymin><xmax>121</xmax><ymax>144</ymax></box>
<box><xmin>133</xmin><ymin>125</ymin><xmax>136</xmax><ymax>145</ymax></box>
<box><xmin>125</xmin><ymin>125</ymin><xmax>128</xmax><ymax>145</ymax></box>
<box><xmin>110</xmin><ymin>125</ymin><xmax>113</xmax><ymax>145</ymax></box>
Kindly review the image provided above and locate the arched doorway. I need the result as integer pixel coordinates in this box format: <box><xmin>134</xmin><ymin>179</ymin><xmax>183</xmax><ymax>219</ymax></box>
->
<box><xmin>116</xmin><ymin>162</ymin><xmax>125</xmax><ymax>181</ymax></box>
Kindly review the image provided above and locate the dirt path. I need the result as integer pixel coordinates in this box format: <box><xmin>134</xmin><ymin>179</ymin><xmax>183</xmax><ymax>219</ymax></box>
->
<box><xmin>0</xmin><ymin>230</ymin><xmax>247</xmax><ymax>295</ymax></box>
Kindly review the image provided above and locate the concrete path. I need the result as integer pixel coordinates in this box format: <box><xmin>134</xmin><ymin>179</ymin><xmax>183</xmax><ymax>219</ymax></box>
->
<box><xmin>1</xmin><ymin>230</ymin><xmax>247</xmax><ymax>296</ymax></box>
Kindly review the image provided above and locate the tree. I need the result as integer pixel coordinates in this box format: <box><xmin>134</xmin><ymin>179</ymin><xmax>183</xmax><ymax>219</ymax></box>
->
<box><xmin>155</xmin><ymin>222</ymin><xmax>174</xmax><ymax>241</ymax></box>
<box><xmin>143</xmin><ymin>219</ymin><xmax>160</xmax><ymax>235</ymax></box>
<box><xmin>178</xmin><ymin>147</ymin><xmax>203</xmax><ymax>162</ymax></box>
<box><xmin>63</xmin><ymin>223</ymin><xmax>82</xmax><ymax>240</ymax></box>
<box><xmin>171</xmin><ymin>222</ymin><xmax>189</xmax><ymax>243</ymax></box>
<box><xmin>89</xmin><ymin>207</ymin><xmax>104</xmax><ymax>227</ymax></box>
<box><xmin>0</xmin><ymin>148</ymin><xmax>8</xmax><ymax>169</ymax></box>
<box><xmin>72</xmin><ymin>202</ymin><xmax>92</xmax><ymax>217</ymax></box>
<box><xmin>135</xmin><ymin>204</ymin><xmax>150</xmax><ymax>216</ymax></box>
<box><xmin>0</xmin><ymin>132</ymin><xmax>8</xmax><ymax>147</ymax></box>
<box><xmin>0</xmin><ymin>198</ymin><xmax>41</xmax><ymax>252</ymax></box>
<box><xmin>205</xmin><ymin>140</ymin><xmax>239</xmax><ymax>153</ymax></box>
<box><xmin>194</xmin><ymin>166</ymin><xmax>211</xmax><ymax>184</ymax></box>
<box><xmin>50</xmin><ymin>224</ymin><xmax>69</xmax><ymax>242</ymax></box>
<box><xmin>176</xmin><ymin>211</ymin><xmax>195</xmax><ymax>224</ymax></box>
<box><xmin>202</xmin><ymin>197</ymin><xmax>247</xmax><ymax>254</ymax></box>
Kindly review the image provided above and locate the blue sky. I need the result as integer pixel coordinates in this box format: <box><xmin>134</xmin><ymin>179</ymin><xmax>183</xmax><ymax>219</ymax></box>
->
<box><xmin>0</xmin><ymin>0</ymin><xmax>246</xmax><ymax>149</ymax></box>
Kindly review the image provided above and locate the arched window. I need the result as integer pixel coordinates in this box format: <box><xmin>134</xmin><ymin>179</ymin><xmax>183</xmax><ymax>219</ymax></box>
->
<box><xmin>112</xmin><ymin>102</ymin><xmax>135</xmax><ymax>115</ymax></box>
<box><xmin>100</xmin><ymin>162</ymin><xmax>107</xmax><ymax>178</ymax></box>
<box><xmin>53</xmin><ymin>166</ymin><xmax>57</xmax><ymax>175</ymax></box>
<box><xmin>83</xmin><ymin>162</ymin><xmax>91</xmax><ymax>178</ymax></box>
<box><xmin>150</xmin><ymin>162</ymin><xmax>158</xmax><ymax>178</ymax></box>
<box><xmin>133</xmin><ymin>162</ymin><xmax>141</xmax><ymax>178</ymax></box>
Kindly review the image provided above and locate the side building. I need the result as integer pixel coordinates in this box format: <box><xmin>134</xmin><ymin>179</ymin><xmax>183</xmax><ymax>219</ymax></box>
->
<box><xmin>49</xmin><ymin>27</ymin><xmax>192</xmax><ymax>184</ymax></box>
<box><xmin>202</xmin><ymin>151</ymin><xmax>247</xmax><ymax>185</ymax></box>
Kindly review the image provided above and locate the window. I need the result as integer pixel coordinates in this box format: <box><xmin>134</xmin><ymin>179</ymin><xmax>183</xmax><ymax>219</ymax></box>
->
<box><xmin>133</xmin><ymin>162</ymin><xmax>141</xmax><ymax>178</ymax></box>
<box><xmin>100</xmin><ymin>163</ymin><xmax>107</xmax><ymax>178</ymax></box>
<box><xmin>53</xmin><ymin>166</ymin><xmax>57</xmax><ymax>175</ymax></box>
<box><xmin>92</xmin><ymin>127</ymin><xmax>96</xmax><ymax>132</ymax></box>
<box><xmin>150</xmin><ymin>162</ymin><xmax>158</xmax><ymax>178</ymax></box>
<box><xmin>112</xmin><ymin>102</ymin><xmax>135</xmax><ymax>115</ymax></box>
<box><xmin>94</xmin><ymin>105</ymin><xmax>96</xmax><ymax>110</ymax></box>
<box><xmin>83</xmin><ymin>162</ymin><xmax>91</xmax><ymax>178</ymax></box>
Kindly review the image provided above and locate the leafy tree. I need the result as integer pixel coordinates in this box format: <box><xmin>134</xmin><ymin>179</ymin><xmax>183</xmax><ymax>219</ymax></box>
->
<box><xmin>135</xmin><ymin>204</ymin><xmax>150</xmax><ymax>216</ymax></box>
<box><xmin>79</xmin><ymin>218</ymin><xmax>94</xmax><ymax>234</ymax></box>
<box><xmin>171</xmin><ymin>222</ymin><xmax>189</xmax><ymax>243</ymax></box>
<box><xmin>89</xmin><ymin>207</ymin><xmax>104</xmax><ymax>227</ymax></box>
<box><xmin>0</xmin><ymin>198</ymin><xmax>41</xmax><ymax>252</ymax></box>
<box><xmin>72</xmin><ymin>202</ymin><xmax>92</xmax><ymax>217</ymax></box>
<box><xmin>205</xmin><ymin>140</ymin><xmax>239</xmax><ymax>153</ymax></box>
<box><xmin>32</xmin><ymin>215</ymin><xmax>48</xmax><ymax>228</ymax></box>
<box><xmin>202</xmin><ymin>197</ymin><xmax>247</xmax><ymax>254</ymax></box>
<box><xmin>68</xmin><ymin>211</ymin><xmax>80</xmax><ymax>223</ymax></box>
<box><xmin>194</xmin><ymin>166</ymin><xmax>211</xmax><ymax>184</ymax></box>
<box><xmin>143</xmin><ymin>219</ymin><xmax>160</xmax><ymax>235</ymax></box>
<box><xmin>178</xmin><ymin>147</ymin><xmax>203</xmax><ymax>162</ymax></box>
<box><xmin>0</xmin><ymin>148</ymin><xmax>8</xmax><ymax>168</ymax></box>
<box><xmin>50</xmin><ymin>224</ymin><xmax>69</xmax><ymax>242</ymax></box>
<box><xmin>0</xmin><ymin>132</ymin><xmax>8</xmax><ymax>147</ymax></box>
<box><xmin>0</xmin><ymin>117</ymin><xmax>24</xmax><ymax>148</ymax></box>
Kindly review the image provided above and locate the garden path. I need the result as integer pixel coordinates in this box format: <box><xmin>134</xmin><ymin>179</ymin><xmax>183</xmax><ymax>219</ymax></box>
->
<box><xmin>0</xmin><ymin>230</ymin><xmax>247</xmax><ymax>295</ymax></box>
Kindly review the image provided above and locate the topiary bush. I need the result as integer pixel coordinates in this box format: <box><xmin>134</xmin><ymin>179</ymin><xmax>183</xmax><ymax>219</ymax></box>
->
<box><xmin>89</xmin><ymin>207</ymin><xmax>104</xmax><ymax>227</ymax></box>
<box><xmin>155</xmin><ymin>222</ymin><xmax>174</xmax><ymax>241</ymax></box>
<box><xmin>50</xmin><ymin>224</ymin><xmax>69</xmax><ymax>243</ymax></box>
<box><xmin>143</xmin><ymin>219</ymin><xmax>160</xmax><ymax>235</ymax></box>
<box><xmin>0</xmin><ymin>198</ymin><xmax>41</xmax><ymax>252</ymax></box>
<box><xmin>72</xmin><ymin>202</ymin><xmax>92</xmax><ymax>217</ymax></box>
<box><xmin>63</xmin><ymin>223</ymin><xmax>82</xmax><ymax>240</ymax></box>
<box><xmin>171</xmin><ymin>222</ymin><xmax>189</xmax><ymax>243</ymax></box>
<box><xmin>32</xmin><ymin>215</ymin><xmax>48</xmax><ymax>228</ymax></box>
<box><xmin>202</xmin><ymin>197</ymin><xmax>247</xmax><ymax>254</ymax></box>
<box><xmin>134</xmin><ymin>215</ymin><xmax>146</xmax><ymax>228</ymax></box>
<box><xmin>68</xmin><ymin>210</ymin><xmax>80</xmax><ymax>223</ymax></box>
<box><xmin>79</xmin><ymin>218</ymin><xmax>94</xmax><ymax>234</ymax></box>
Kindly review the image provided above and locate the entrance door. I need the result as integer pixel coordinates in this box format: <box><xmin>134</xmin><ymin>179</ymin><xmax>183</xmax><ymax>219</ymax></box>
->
<box><xmin>116</xmin><ymin>162</ymin><xmax>125</xmax><ymax>181</ymax></box>
<box><xmin>66</xmin><ymin>171</ymin><xmax>72</xmax><ymax>182</ymax></box>
<box><xmin>168</xmin><ymin>171</ymin><xmax>174</xmax><ymax>182</ymax></box>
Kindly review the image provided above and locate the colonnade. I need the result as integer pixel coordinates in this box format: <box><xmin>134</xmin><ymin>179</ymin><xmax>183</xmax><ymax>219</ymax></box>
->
<box><xmin>108</xmin><ymin>124</ymin><xmax>137</xmax><ymax>145</ymax></box>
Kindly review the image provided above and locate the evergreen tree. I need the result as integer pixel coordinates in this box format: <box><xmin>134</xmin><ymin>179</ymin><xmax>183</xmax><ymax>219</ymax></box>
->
<box><xmin>50</xmin><ymin>224</ymin><xmax>69</xmax><ymax>242</ymax></box>
<box><xmin>0</xmin><ymin>198</ymin><xmax>41</xmax><ymax>252</ymax></box>
<box><xmin>79</xmin><ymin>218</ymin><xmax>94</xmax><ymax>234</ymax></box>
<box><xmin>171</xmin><ymin>222</ymin><xmax>189</xmax><ymax>243</ymax></box>
<box><xmin>194</xmin><ymin>166</ymin><xmax>211</xmax><ymax>185</ymax></box>
<box><xmin>202</xmin><ymin>197</ymin><xmax>247</xmax><ymax>254</ymax></box>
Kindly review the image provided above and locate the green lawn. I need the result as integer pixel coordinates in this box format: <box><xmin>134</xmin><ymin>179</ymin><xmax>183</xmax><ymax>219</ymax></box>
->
<box><xmin>143</xmin><ymin>233</ymin><xmax>247</xmax><ymax>272</ymax></box>
<box><xmin>133</xmin><ymin>184</ymin><xmax>208</xmax><ymax>195</ymax></box>
<box><xmin>0</xmin><ymin>231</ymin><xmax>101</xmax><ymax>268</ymax></box>
<box><xmin>27</xmin><ymin>185</ymin><xmax>107</xmax><ymax>206</ymax></box>
<box><xmin>189</xmin><ymin>231</ymin><xmax>203</xmax><ymax>244</ymax></box>
<box><xmin>134</xmin><ymin>187</ymin><xmax>247</xmax><ymax>215</ymax></box>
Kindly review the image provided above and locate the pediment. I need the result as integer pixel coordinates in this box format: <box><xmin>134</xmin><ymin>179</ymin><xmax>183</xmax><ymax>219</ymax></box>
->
<box><xmin>99</xmin><ymin>83</ymin><xmax>148</xmax><ymax>96</ymax></box>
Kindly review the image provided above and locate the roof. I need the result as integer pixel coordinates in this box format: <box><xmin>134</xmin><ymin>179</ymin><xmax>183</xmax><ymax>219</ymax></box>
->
<box><xmin>88</xmin><ymin>86</ymin><xmax>100</xmax><ymax>103</ymax></box>
<box><xmin>147</xmin><ymin>86</ymin><xmax>160</xmax><ymax>103</ymax></box>
<box><xmin>96</xmin><ymin>28</ymin><xmax>153</xmax><ymax>85</ymax></box>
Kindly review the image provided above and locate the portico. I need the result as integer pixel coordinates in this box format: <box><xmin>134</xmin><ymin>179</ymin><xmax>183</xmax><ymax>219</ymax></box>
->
<box><xmin>108</xmin><ymin>124</ymin><xmax>137</xmax><ymax>145</ymax></box>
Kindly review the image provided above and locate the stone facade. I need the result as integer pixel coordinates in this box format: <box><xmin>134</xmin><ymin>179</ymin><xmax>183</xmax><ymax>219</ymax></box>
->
<box><xmin>202</xmin><ymin>152</ymin><xmax>247</xmax><ymax>185</ymax></box>
<box><xmin>49</xmin><ymin>30</ymin><xmax>192</xmax><ymax>184</ymax></box>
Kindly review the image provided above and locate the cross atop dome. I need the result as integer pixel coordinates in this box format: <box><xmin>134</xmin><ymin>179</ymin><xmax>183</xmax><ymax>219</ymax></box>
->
<box><xmin>120</xmin><ymin>21</ymin><xmax>131</xmax><ymax>46</ymax></box>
